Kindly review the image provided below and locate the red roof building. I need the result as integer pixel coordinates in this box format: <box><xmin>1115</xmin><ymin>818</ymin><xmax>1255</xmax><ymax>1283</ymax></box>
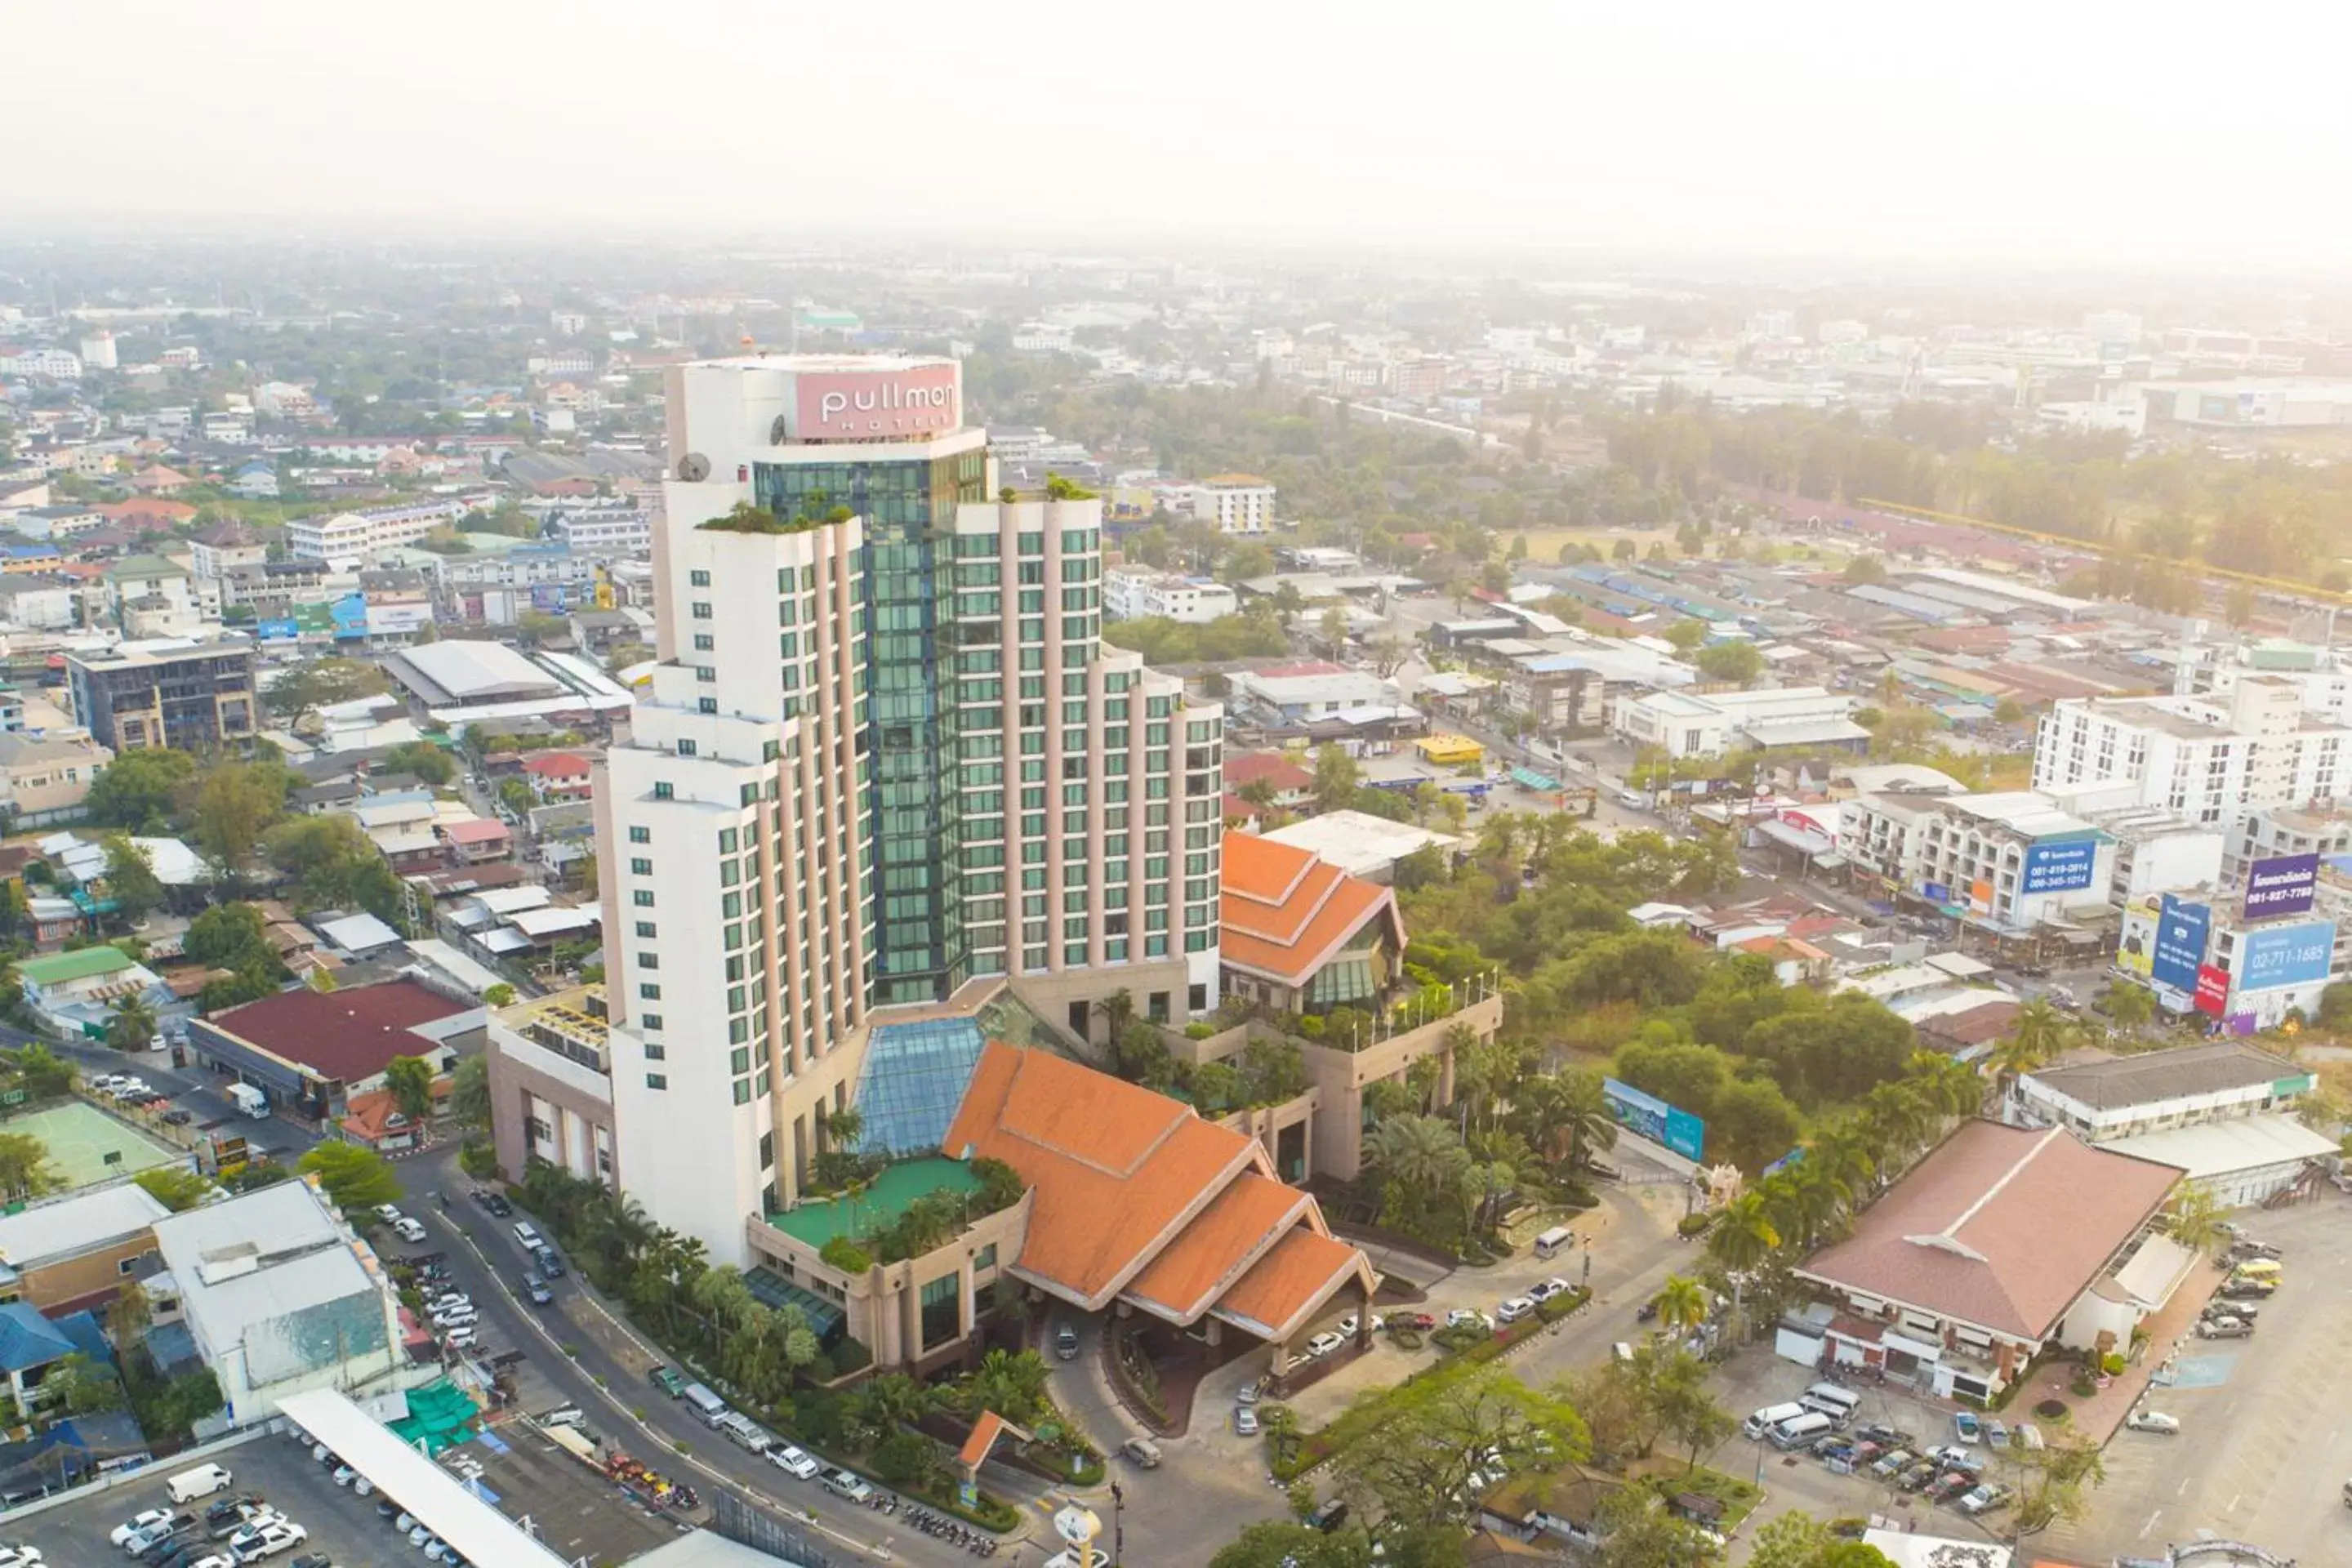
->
<box><xmin>1218</xmin><ymin>831</ymin><xmax>1405</xmax><ymax>1013</ymax></box>
<box><xmin>191</xmin><ymin>979</ymin><xmax>476</xmax><ymax>1117</ymax></box>
<box><xmin>520</xmin><ymin>751</ymin><xmax>594</xmax><ymax>800</ymax></box>
<box><xmin>943</xmin><ymin>1043</ymin><xmax>1374</xmax><ymax>1355</ymax></box>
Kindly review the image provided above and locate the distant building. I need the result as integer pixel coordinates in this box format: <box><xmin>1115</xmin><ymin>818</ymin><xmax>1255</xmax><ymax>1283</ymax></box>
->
<box><xmin>66</xmin><ymin>638</ymin><xmax>258</xmax><ymax>752</ymax></box>
<box><xmin>0</xmin><ymin>730</ymin><xmax>113</xmax><ymax>826</ymax></box>
<box><xmin>1189</xmin><ymin>474</ymin><xmax>1276</xmax><ymax>535</ymax></box>
<box><xmin>2034</xmin><ymin>681</ymin><xmax>2352</xmax><ymax>826</ymax></box>
<box><xmin>1102</xmin><ymin>567</ymin><xmax>1237</xmax><ymax>624</ymax></box>
<box><xmin>187</xmin><ymin>979</ymin><xmax>480</xmax><ymax>1123</ymax></box>
<box><xmin>1610</xmin><ymin>686</ymin><xmax>1863</xmax><ymax>760</ymax></box>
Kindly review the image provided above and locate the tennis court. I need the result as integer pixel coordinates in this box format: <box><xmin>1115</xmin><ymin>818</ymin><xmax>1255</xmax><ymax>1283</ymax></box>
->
<box><xmin>2</xmin><ymin>1099</ymin><xmax>182</xmax><ymax>1189</ymax></box>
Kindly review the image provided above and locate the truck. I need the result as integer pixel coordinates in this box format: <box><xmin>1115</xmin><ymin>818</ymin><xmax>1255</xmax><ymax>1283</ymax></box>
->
<box><xmin>228</xmin><ymin>1083</ymin><xmax>269</xmax><ymax>1119</ymax></box>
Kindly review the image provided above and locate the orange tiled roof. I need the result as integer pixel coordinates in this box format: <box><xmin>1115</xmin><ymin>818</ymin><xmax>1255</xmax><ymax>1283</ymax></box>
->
<box><xmin>946</xmin><ymin>1045</ymin><xmax>1263</xmax><ymax>1307</ymax></box>
<box><xmin>339</xmin><ymin>1089</ymin><xmax>413</xmax><ymax>1143</ymax></box>
<box><xmin>1121</xmin><ymin>1173</ymin><xmax>1310</xmax><ymax>1322</ymax></box>
<box><xmin>1212</xmin><ymin>1228</ymin><xmax>1374</xmax><ymax>1343</ymax></box>
<box><xmin>1219</xmin><ymin>830</ymin><xmax>1401</xmax><ymax>987</ymax></box>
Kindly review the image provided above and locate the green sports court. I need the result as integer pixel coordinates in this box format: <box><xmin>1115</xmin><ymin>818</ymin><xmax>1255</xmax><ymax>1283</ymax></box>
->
<box><xmin>1</xmin><ymin>1099</ymin><xmax>182</xmax><ymax>1190</ymax></box>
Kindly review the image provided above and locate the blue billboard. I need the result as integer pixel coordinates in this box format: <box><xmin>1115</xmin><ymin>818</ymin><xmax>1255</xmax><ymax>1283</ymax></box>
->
<box><xmin>2244</xmin><ymin>853</ymin><xmax>2320</xmax><ymax>919</ymax></box>
<box><xmin>2238</xmin><ymin>920</ymin><xmax>2336</xmax><ymax>991</ymax></box>
<box><xmin>256</xmin><ymin>617</ymin><xmax>299</xmax><ymax>641</ymax></box>
<box><xmin>2152</xmin><ymin>894</ymin><xmax>2211</xmax><ymax>994</ymax></box>
<box><xmin>1602</xmin><ymin>1077</ymin><xmax>1705</xmax><ymax>1163</ymax></box>
<box><xmin>2021</xmin><ymin>838</ymin><xmax>2098</xmax><ymax>895</ymax></box>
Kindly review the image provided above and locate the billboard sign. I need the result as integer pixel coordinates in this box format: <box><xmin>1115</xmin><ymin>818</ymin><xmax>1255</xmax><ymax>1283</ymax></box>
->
<box><xmin>1922</xmin><ymin>881</ymin><xmax>1952</xmax><ymax>906</ymax></box>
<box><xmin>2244</xmin><ymin>853</ymin><xmax>2320</xmax><ymax>920</ymax></box>
<box><xmin>795</xmin><ymin>363</ymin><xmax>960</xmax><ymax>441</ymax></box>
<box><xmin>2021</xmin><ymin>838</ymin><xmax>2098</xmax><ymax>896</ymax></box>
<box><xmin>1602</xmin><ymin>1077</ymin><xmax>1705</xmax><ymax>1163</ymax></box>
<box><xmin>2237</xmin><ymin>920</ymin><xmax>2336</xmax><ymax>991</ymax></box>
<box><xmin>2116</xmin><ymin>898</ymin><xmax>2158</xmax><ymax>978</ymax></box>
<box><xmin>2194</xmin><ymin>964</ymin><xmax>2230</xmax><ymax>1016</ymax></box>
<box><xmin>2152</xmin><ymin>894</ymin><xmax>2211</xmax><ymax>994</ymax></box>
<box><xmin>256</xmin><ymin>617</ymin><xmax>299</xmax><ymax>642</ymax></box>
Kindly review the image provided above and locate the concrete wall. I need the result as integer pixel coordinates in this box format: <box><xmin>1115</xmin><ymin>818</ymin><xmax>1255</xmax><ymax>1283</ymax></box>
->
<box><xmin>1303</xmin><ymin>996</ymin><xmax>1503</xmax><ymax>1181</ymax></box>
<box><xmin>486</xmin><ymin>1021</ymin><xmax>617</xmax><ymax>1189</ymax></box>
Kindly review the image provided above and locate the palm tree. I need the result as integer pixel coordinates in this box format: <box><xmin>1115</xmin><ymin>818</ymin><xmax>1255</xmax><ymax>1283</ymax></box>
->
<box><xmin>1807</xmin><ymin>1128</ymin><xmax>1878</xmax><ymax>1214</ymax></box>
<box><xmin>1707</xmin><ymin>1192</ymin><xmax>1781</xmax><ymax>1345</ymax></box>
<box><xmin>823</xmin><ymin>1106</ymin><xmax>865</xmax><ymax>1154</ymax></box>
<box><xmin>1988</xmin><ymin>1000</ymin><xmax>2075</xmax><ymax>1110</ymax></box>
<box><xmin>1510</xmin><ymin>1068</ymin><xmax>1617</xmax><ymax>1173</ymax></box>
<box><xmin>2163</xmin><ymin>1185</ymin><xmax>2229</xmax><ymax>1255</ymax></box>
<box><xmin>1652</xmin><ymin>1273</ymin><xmax>1708</xmax><ymax>1339</ymax></box>
<box><xmin>1364</xmin><ymin>1114</ymin><xmax>1471</xmax><ymax>1194</ymax></box>
<box><xmin>107</xmin><ymin>991</ymin><xmax>158</xmax><ymax>1054</ymax></box>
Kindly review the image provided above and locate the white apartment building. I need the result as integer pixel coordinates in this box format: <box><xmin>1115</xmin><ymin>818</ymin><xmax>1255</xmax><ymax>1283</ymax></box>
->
<box><xmin>2082</xmin><ymin>806</ymin><xmax>2225</xmax><ymax>903</ymax></box>
<box><xmin>1610</xmin><ymin>685</ymin><xmax>1861</xmax><ymax>759</ymax></box>
<box><xmin>2032</xmin><ymin>681</ymin><xmax>2352</xmax><ymax>826</ymax></box>
<box><xmin>1103</xmin><ymin>567</ymin><xmax>1238</xmax><ymax>624</ymax></box>
<box><xmin>1842</xmin><ymin>790</ymin><xmax>2114</xmax><ymax>936</ymax></box>
<box><xmin>1190</xmin><ymin>474</ymin><xmax>1276</xmax><ymax>535</ymax></box>
<box><xmin>1</xmin><ymin>350</ymin><xmax>80</xmax><ymax>381</ymax></box>
<box><xmin>287</xmin><ymin>507</ymin><xmax>442</xmax><ymax>562</ymax></box>
<box><xmin>547</xmin><ymin>504</ymin><xmax>653</xmax><ymax>555</ymax></box>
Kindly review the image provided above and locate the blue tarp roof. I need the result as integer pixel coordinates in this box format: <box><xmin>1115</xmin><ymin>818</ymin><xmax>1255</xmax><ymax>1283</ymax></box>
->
<box><xmin>0</xmin><ymin>1302</ymin><xmax>75</xmax><ymax>1373</ymax></box>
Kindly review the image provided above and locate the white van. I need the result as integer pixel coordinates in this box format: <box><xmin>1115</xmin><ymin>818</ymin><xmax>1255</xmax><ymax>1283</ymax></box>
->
<box><xmin>1771</xmin><ymin>1411</ymin><xmax>1834</xmax><ymax>1450</ymax></box>
<box><xmin>683</xmin><ymin>1383</ymin><xmax>731</xmax><ymax>1428</ymax></box>
<box><xmin>513</xmin><ymin>1220</ymin><xmax>544</xmax><ymax>1251</ymax></box>
<box><xmin>167</xmin><ymin>1462</ymin><xmax>234</xmax><ymax>1502</ymax></box>
<box><xmin>1534</xmin><ymin>1227</ymin><xmax>1575</xmax><ymax>1260</ymax></box>
<box><xmin>1800</xmin><ymin>1383</ymin><xmax>1860</xmax><ymax>1424</ymax></box>
<box><xmin>1743</xmin><ymin>1402</ymin><xmax>1806</xmax><ymax>1441</ymax></box>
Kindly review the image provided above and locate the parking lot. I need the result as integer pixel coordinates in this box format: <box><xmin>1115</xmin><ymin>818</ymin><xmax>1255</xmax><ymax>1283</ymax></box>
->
<box><xmin>1</xmin><ymin>1399</ymin><xmax>688</xmax><ymax>1568</ymax></box>
<box><xmin>2038</xmin><ymin>1194</ymin><xmax>2352</xmax><ymax>1568</ymax></box>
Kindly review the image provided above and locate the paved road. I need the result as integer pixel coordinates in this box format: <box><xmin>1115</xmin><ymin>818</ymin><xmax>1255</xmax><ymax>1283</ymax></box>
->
<box><xmin>391</xmin><ymin>1147</ymin><xmax>1027</xmax><ymax>1568</ymax></box>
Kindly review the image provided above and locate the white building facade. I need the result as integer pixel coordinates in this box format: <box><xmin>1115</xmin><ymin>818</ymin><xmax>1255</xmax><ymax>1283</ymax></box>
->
<box><xmin>2033</xmin><ymin>681</ymin><xmax>2352</xmax><ymax>826</ymax></box>
<box><xmin>1103</xmin><ymin>567</ymin><xmax>1238</xmax><ymax>624</ymax></box>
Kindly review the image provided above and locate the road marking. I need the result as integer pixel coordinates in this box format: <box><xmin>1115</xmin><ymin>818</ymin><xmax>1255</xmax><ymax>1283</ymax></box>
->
<box><xmin>2176</xmin><ymin>1477</ymin><xmax>2190</xmax><ymax>1497</ymax></box>
<box><xmin>2140</xmin><ymin>1509</ymin><xmax>2162</xmax><ymax>1538</ymax></box>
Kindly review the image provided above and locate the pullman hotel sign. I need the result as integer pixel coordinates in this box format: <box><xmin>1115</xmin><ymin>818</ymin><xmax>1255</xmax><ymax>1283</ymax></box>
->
<box><xmin>795</xmin><ymin>365</ymin><xmax>960</xmax><ymax>439</ymax></box>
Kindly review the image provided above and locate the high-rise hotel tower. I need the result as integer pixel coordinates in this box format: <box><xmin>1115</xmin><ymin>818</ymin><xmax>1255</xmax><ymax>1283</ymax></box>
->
<box><xmin>581</xmin><ymin>355</ymin><xmax>1223</xmax><ymax>1261</ymax></box>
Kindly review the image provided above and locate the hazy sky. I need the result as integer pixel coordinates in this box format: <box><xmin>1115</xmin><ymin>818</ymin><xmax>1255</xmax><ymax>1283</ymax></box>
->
<box><xmin>12</xmin><ymin>1</ymin><xmax>2352</xmax><ymax>265</ymax></box>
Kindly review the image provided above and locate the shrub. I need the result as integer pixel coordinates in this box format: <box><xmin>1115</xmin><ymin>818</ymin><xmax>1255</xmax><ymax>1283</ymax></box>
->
<box><xmin>2100</xmin><ymin>1352</ymin><xmax>2126</xmax><ymax>1376</ymax></box>
<box><xmin>1432</xmin><ymin>1324</ymin><xmax>1489</xmax><ymax>1354</ymax></box>
<box><xmin>2069</xmin><ymin>1375</ymin><xmax>2096</xmax><ymax>1398</ymax></box>
<box><xmin>457</xmin><ymin>1142</ymin><xmax>500</xmax><ymax>1180</ymax></box>
<box><xmin>1183</xmin><ymin>1022</ymin><xmax>1215</xmax><ymax>1040</ymax></box>
<box><xmin>1388</xmin><ymin>1328</ymin><xmax>1423</xmax><ymax>1351</ymax></box>
<box><xmin>1677</xmin><ymin>1213</ymin><xmax>1713</xmax><ymax>1237</ymax></box>
<box><xmin>829</xmin><ymin>1337</ymin><xmax>872</xmax><ymax>1378</ymax></box>
<box><xmin>820</xmin><ymin>1236</ymin><xmax>873</xmax><ymax>1274</ymax></box>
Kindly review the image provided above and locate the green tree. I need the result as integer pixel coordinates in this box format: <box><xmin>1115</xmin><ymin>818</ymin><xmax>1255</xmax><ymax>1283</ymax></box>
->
<box><xmin>297</xmin><ymin>1141</ymin><xmax>404</xmax><ymax>1214</ymax></box>
<box><xmin>1209</xmin><ymin>1523</ymin><xmax>1372</xmax><ymax>1568</ymax></box>
<box><xmin>0</xmin><ymin>1132</ymin><xmax>61</xmax><ymax>1202</ymax></box>
<box><xmin>1331</xmin><ymin>1369</ymin><xmax>1588</xmax><ymax>1532</ymax></box>
<box><xmin>385</xmin><ymin>1054</ymin><xmax>435</xmax><ymax>1124</ymax></box>
<box><xmin>38</xmin><ymin>1351</ymin><xmax>123</xmax><ymax>1415</ymax></box>
<box><xmin>1694</xmin><ymin>639</ymin><xmax>1764</xmax><ymax>685</ymax></box>
<box><xmin>1218</xmin><ymin>542</ymin><xmax>1276</xmax><ymax>585</ymax></box>
<box><xmin>2014</xmin><ymin>1432</ymin><xmax>2106</xmax><ymax>1536</ymax></box>
<box><xmin>1988</xmin><ymin>998</ymin><xmax>2077</xmax><ymax>1103</ymax></box>
<box><xmin>1588</xmin><ymin>1490</ymin><xmax>1715</xmax><ymax>1567</ymax></box>
<box><xmin>1651</xmin><ymin>1273</ymin><xmax>1708</xmax><ymax>1338</ymax></box>
<box><xmin>483</xmin><ymin>983</ymin><xmax>516</xmax><ymax>1009</ymax></box>
<box><xmin>263</xmin><ymin>657</ymin><xmax>390</xmax><ymax>727</ymax></box>
<box><xmin>2100</xmin><ymin>982</ymin><xmax>2155</xmax><ymax>1030</ymax></box>
<box><xmin>2163</xmin><ymin>1183</ymin><xmax>2229</xmax><ymax>1255</ymax></box>
<box><xmin>1312</xmin><ymin>744</ymin><xmax>1361</xmax><ymax>813</ymax></box>
<box><xmin>448</xmin><ymin>1054</ymin><xmax>492</xmax><ymax>1132</ymax></box>
<box><xmin>1841</xmin><ymin>554</ymin><xmax>1889</xmax><ymax>586</ymax></box>
<box><xmin>1663</xmin><ymin>618</ymin><xmax>1706</xmax><ymax>653</ymax></box>
<box><xmin>380</xmin><ymin>741</ymin><xmax>456</xmax><ymax>786</ymax></box>
<box><xmin>8</xmin><ymin>1043</ymin><xmax>74</xmax><ymax>1099</ymax></box>
<box><xmin>189</xmin><ymin>761</ymin><xmax>291</xmax><ymax>884</ymax></box>
<box><xmin>1748</xmin><ymin>1512</ymin><xmax>1896</xmax><ymax>1568</ymax></box>
<box><xmin>83</xmin><ymin>747</ymin><xmax>198</xmax><ymax>831</ymax></box>
<box><xmin>100</xmin><ymin>835</ymin><xmax>164</xmax><ymax>921</ymax></box>
<box><xmin>185</xmin><ymin>902</ymin><xmax>285</xmax><ymax>978</ymax></box>
<box><xmin>135</xmin><ymin>1165</ymin><xmax>212</xmax><ymax>1212</ymax></box>
<box><xmin>107</xmin><ymin>990</ymin><xmax>159</xmax><ymax>1054</ymax></box>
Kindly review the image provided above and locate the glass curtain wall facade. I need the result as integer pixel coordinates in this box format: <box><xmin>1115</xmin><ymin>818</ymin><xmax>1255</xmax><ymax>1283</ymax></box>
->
<box><xmin>755</xmin><ymin>452</ymin><xmax>990</xmax><ymax>1004</ymax></box>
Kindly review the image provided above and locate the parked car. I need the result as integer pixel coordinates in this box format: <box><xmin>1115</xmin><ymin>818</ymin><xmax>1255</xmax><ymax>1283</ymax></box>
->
<box><xmin>1929</xmin><ymin>1473</ymin><xmax>1975</xmax><ymax>1503</ymax></box>
<box><xmin>768</xmin><ymin>1445</ymin><xmax>821</xmax><ymax>1479</ymax></box>
<box><xmin>1120</xmin><ymin>1437</ymin><xmax>1162</xmax><ymax>1468</ymax></box>
<box><xmin>1388</xmin><ymin>1312</ymin><xmax>1437</xmax><ymax>1332</ymax></box>
<box><xmin>1054</xmin><ymin>1325</ymin><xmax>1079</xmax><ymax>1361</ymax></box>
<box><xmin>1303</xmin><ymin>1331</ymin><xmax>1346</xmax><ymax>1360</ymax></box>
<box><xmin>373</xmin><ymin>1205</ymin><xmax>403</xmax><ymax>1224</ymax></box>
<box><xmin>1952</xmin><ymin>1411</ymin><xmax>1980</xmax><ymax>1441</ymax></box>
<box><xmin>1984</xmin><ymin>1419</ymin><xmax>2009</xmax><ymax>1449</ymax></box>
<box><xmin>228</xmin><ymin>1521</ymin><xmax>305</xmax><ymax>1562</ymax></box>
<box><xmin>2220</xmin><ymin>1279</ymin><xmax>2275</xmax><ymax>1299</ymax></box>
<box><xmin>0</xmin><ymin>1548</ymin><xmax>41</xmax><ymax>1567</ymax></box>
<box><xmin>2197</xmin><ymin>1316</ymin><xmax>2253</xmax><ymax>1339</ymax></box>
<box><xmin>114</xmin><ymin>1512</ymin><xmax>178</xmax><ymax>1548</ymax></box>
<box><xmin>2204</xmin><ymin>1299</ymin><xmax>2259</xmax><ymax>1322</ymax></box>
<box><xmin>649</xmin><ymin>1365</ymin><xmax>689</xmax><ymax>1397</ymax></box>
<box><xmin>1445</xmin><ymin>1308</ymin><xmax>1491</xmax><ymax>1331</ymax></box>
<box><xmin>521</xmin><ymin>1273</ymin><xmax>554</xmax><ymax>1306</ymax></box>
<box><xmin>1496</xmin><ymin>1296</ymin><xmax>1536</xmax><ymax>1324</ymax></box>
<box><xmin>1527</xmin><ymin>1277</ymin><xmax>1572</xmax><ymax>1303</ymax></box>
<box><xmin>822</xmin><ymin>1471</ymin><xmax>873</xmax><ymax>1503</ymax></box>
<box><xmin>1334</xmin><ymin>1312</ymin><xmax>1383</xmax><ymax>1337</ymax></box>
<box><xmin>445</xmin><ymin>1326</ymin><xmax>479</xmax><ymax>1348</ymax></box>
<box><xmin>392</xmin><ymin>1218</ymin><xmax>426</xmax><ymax>1244</ymax></box>
<box><xmin>1234</xmin><ymin>1406</ymin><xmax>1260</xmax><ymax>1437</ymax></box>
<box><xmin>2126</xmin><ymin>1410</ymin><xmax>2180</xmax><ymax>1435</ymax></box>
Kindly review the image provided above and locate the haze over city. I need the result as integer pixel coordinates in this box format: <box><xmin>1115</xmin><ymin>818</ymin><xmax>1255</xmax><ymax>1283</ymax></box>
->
<box><xmin>13</xmin><ymin>1</ymin><xmax>2352</xmax><ymax>265</ymax></box>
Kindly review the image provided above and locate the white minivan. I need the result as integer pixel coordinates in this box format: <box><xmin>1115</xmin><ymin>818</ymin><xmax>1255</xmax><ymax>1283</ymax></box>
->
<box><xmin>167</xmin><ymin>1462</ymin><xmax>234</xmax><ymax>1502</ymax></box>
<box><xmin>1742</xmin><ymin>1402</ymin><xmax>1807</xmax><ymax>1441</ymax></box>
<box><xmin>1800</xmin><ymin>1383</ymin><xmax>1861</xmax><ymax>1425</ymax></box>
<box><xmin>1771</xmin><ymin>1411</ymin><xmax>1834</xmax><ymax>1450</ymax></box>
